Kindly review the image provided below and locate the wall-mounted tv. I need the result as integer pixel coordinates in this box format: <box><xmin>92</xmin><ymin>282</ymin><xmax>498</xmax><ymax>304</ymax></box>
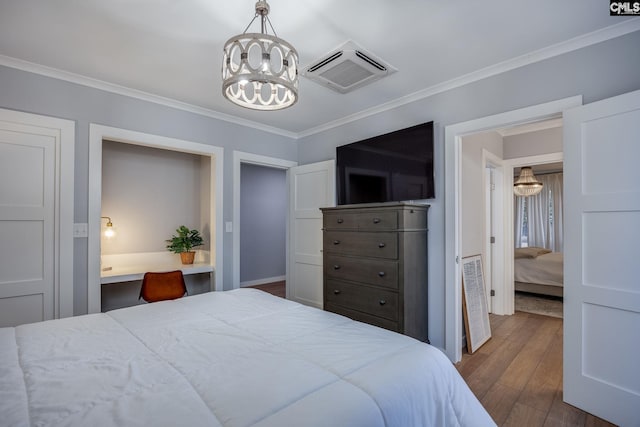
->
<box><xmin>337</xmin><ymin>121</ymin><xmax>434</xmax><ymax>205</ymax></box>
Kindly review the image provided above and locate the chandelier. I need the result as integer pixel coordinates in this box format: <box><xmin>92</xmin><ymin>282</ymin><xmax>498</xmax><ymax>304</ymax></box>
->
<box><xmin>222</xmin><ymin>1</ymin><xmax>299</xmax><ymax>110</ymax></box>
<box><xmin>514</xmin><ymin>167</ymin><xmax>544</xmax><ymax>197</ymax></box>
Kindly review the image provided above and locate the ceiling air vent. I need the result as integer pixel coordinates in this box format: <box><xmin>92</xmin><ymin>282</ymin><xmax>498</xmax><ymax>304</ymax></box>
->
<box><xmin>302</xmin><ymin>41</ymin><xmax>397</xmax><ymax>94</ymax></box>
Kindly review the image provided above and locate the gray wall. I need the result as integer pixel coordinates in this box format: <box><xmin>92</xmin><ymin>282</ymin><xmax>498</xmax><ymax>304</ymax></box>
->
<box><xmin>503</xmin><ymin>127</ymin><xmax>563</xmax><ymax>159</ymax></box>
<box><xmin>296</xmin><ymin>30</ymin><xmax>640</xmax><ymax>349</ymax></box>
<box><xmin>0</xmin><ymin>64</ymin><xmax>298</xmax><ymax>315</ymax></box>
<box><xmin>101</xmin><ymin>141</ymin><xmax>206</xmax><ymax>255</ymax></box>
<box><xmin>461</xmin><ymin>131</ymin><xmax>503</xmax><ymax>261</ymax></box>
<box><xmin>240</xmin><ymin>164</ymin><xmax>287</xmax><ymax>284</ymax></box>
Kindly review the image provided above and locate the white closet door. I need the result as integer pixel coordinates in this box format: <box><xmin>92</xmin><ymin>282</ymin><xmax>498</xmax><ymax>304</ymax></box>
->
<box><xmin>0</xmin><ymin>125</ymin><xmax>55</xmax><ymax>326</ymax></box>
<box><xmin>563</xmin><ymin>89</ymin><xmax>640</xmax><ymax>426</ymax></box>
<box><xmin>287</xmin><ymin>160</ymin><xmax>335</xmax><ymax>308</ymax></box>
<box><xmin>0</xmin><ymin>109</ymin><xmax>74</xmax><ymax>327</ymax></box>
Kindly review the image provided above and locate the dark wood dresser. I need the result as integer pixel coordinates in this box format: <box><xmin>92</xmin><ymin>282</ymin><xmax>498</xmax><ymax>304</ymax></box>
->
<box><xmin>320</xmin><ymin>202</ymin><xmax>429</xmax><ymax>342</ymax></box>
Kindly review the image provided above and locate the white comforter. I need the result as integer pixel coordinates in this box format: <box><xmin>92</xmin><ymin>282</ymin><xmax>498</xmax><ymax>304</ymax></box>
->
<box><xmin>514</xmin><ymin>251</ymin><xmax>564</xmax><ymax>287</ymax></box>
<box><xmin>0</xmin><ymin>289</ymin><xmax>494</xmax><ymax>427</ymax></box>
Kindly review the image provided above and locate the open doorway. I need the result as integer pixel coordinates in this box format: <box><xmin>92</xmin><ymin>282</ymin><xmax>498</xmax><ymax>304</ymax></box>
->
<box><xmin>444</xmin><ymin>95</ymin><xmax>581</xmax><ymax>362</ymax></box>
<box><xmin>239</xmin><ymin>163</ymin><xmax>287</xmax><ymax>294</ymax></box>
<box><xmin>232</xmin><ymin>151</ymin><xmax>297</xmax><ymax>295</ymax></box>
<box><xmin>455</xmin><ymin>121</ymin><xmax>572</xmax><ymax>424</ymax></box>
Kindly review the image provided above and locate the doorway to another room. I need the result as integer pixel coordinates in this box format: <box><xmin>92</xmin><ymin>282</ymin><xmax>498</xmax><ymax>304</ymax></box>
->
<box><xmin>232</xmin><ymin>151</ymin><xmax>297</xmax><ymax>296</ymax></box>
<box><xmin>239</xmin><ymin>163</ymin><xmax>287</xmax><ymax>297</ymax></box>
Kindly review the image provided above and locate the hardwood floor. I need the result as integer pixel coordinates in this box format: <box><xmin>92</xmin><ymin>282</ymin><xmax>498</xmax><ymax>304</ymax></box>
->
<box><xmin>246</xmin><ymin>282</ymin><xmax>615</xmax><ymax>426</ymax></box>
<box><xmin>245</xmin><ymin>281</ymin><xmax>286</xmax><ymax>298</ymax></box>
<box><xmin>456</xmin><ymin>312</ymin><xmax>616</xmax><ymax>427</ymax></box>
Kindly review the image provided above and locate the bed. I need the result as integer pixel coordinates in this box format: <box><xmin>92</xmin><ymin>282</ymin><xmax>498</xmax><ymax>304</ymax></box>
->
<box><xmin>514</xmin><ymin>247</ymin><xmax>563</xmax><ymax>297</ymax></box>
<box><xmin>0</xmin><ymin>288</ymin><xmax>494</xmax><ymax>427</ymax></box>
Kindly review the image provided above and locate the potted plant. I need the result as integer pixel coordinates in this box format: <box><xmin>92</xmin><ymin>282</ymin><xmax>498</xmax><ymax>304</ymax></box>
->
<box><xmin>166</xmin><ymin>225</ymin><xmax>204</xmax><ymax>264</ymax></box>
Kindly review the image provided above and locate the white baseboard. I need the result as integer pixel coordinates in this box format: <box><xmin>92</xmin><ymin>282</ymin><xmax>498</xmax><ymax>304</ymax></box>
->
<box><xmin>240</xmin><ymin>275</ymin><xmax>285</xmax><ymax>288</ymax></box>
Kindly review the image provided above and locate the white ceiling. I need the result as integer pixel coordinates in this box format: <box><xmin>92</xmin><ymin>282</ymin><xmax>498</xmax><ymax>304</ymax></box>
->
<box><xmin>0</xmin><ymin>1</ymin><xmax>637</xmax><ymax>137</ymax></box>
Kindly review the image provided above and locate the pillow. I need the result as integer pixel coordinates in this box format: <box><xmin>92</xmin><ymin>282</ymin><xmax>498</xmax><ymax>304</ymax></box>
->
<box><xmin>514</xmin><ymin>247</ymin><xmax>552</xmax><ymax>259</ymax></box>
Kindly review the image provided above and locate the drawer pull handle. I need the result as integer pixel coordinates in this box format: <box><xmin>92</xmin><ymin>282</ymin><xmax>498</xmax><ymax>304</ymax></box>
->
<box><xmin>378</xmin><ymin>242</ymin><xmax>386</xmax><ymax>248</ymax></box>
<box><xmin>373</xmin><ymin>218</ymin><xmax>380</xmax><ymax>224</ymax></box>
<box><xmin>333</xmin><ymin>265</ymin><xmax>341</xmax><ymax>270</ymax></box>
<box><xmin>378</xmin><ymin>271</ymin><xmax>385</xmax><ymax>277</ymax></box>
<box><xmin>379</xmin><ymin>299</ymin><xmax>386</xmax><ymax>306</ymax></box>
<box><xmin>333</xmin><ymin>289</ymin><xmax>341</xmax><ymax>295</ymax></box>
<box><xmin>333</xmin><ymin>240</ymin><xmax>341</xmax><ymax>245</ymax></box>
<box><xmin>337</xmin><ymin>218</ymin><xmax>344</xmax><ymax>224</ymax></box>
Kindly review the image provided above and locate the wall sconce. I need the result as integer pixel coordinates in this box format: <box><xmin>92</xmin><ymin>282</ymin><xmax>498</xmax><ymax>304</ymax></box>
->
<box><xmin>101</xmin><ymin>216</ymin><xmax>116</xmax><ymax>238</ymax></box>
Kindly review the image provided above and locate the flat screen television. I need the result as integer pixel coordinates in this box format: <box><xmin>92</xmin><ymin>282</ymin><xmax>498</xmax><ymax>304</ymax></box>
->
<box><xmin>336</xmin><ymin>121</ymin><xmax>434</xmax><ymax>205</ymax></box>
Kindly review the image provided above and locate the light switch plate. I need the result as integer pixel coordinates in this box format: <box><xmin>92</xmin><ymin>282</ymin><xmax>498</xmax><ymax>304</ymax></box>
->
<box><xmin>225</xmin><ymin>221</ymin><xmax>233</xmax><ymax>233</ymax></box>
<box><xmin>73</xmin><ymin>223</ymin><xmax>88</xmax><ymax>238</ymax></box>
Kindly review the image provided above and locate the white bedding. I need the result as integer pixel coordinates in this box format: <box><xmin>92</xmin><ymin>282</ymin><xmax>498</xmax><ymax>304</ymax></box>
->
<box><xmin>514</xmin><ymin>251</ymin><xmax>564</xmax><ymax>287</ymax></box>
<box><xmin>0</xmin><ymin>289</ymin><xmax>494</xmax><ymax>427</ymax></box>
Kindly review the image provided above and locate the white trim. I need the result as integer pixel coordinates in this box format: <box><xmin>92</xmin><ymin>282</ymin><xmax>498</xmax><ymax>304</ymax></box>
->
<box><xmin>2</xmin><ymin>20</ymin><xmax>638</xmax><ymax>139</ymax></box>
<box><xmin>444</xmin><ymin>96</ymin><xmax>581</xmax><ymax>363</ymax></box>
<box><xmin>240</xmin><ymin>276</ymin><xmax>286</xmax><ymax>288</ymax></box>
<box><xmin>232</xmin><ymin>151</ymin><xmax>297</xmax><ymax>290</ymax></box>
<box><xmin>482</xmin><ymin>149</ymin><xmax>505</xmax><ymax>315</ymax></box>
<box><xmin>0</xmin><ymin>108</ymin><xmax>75</xmax><ymax>318</ymax></box>
<box><xmin>88</xmin><ymin>125</ymin><xmax>224</xmax><ymax>313</ymax></box>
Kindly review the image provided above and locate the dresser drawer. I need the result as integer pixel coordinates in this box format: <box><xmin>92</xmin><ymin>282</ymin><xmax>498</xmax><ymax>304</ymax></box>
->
<box><xmin>325</xmin><ymin>255</ymin><xmax>398</xmax><ymax>289</ymax></box>
<box><xmin>323</xmin><ymin>210</ymin><xmax>397</xmax><ymax>230</ymax></box>
<box><xmin>325</xmin><ymin>303</ymin><xmax>399</xmax><ymax>333</ymax></box>
<box><xmin>325</xmin><ymin>280</ymin><xmax>398</xmax><ymax>321</ymax></box>
<box><xmin>324</xmin><ymin>231</ymin><xmax>398</xmax><ymax>259</ymax></box>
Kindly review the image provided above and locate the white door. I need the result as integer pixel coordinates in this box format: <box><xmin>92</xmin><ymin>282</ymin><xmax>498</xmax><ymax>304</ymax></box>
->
<box><xmin>563</xmin><ymin>89</ymin><xmax>640</xmax><ymax>426</ymax></box>
<box><xmin>287</xmin><ymin>160</ymin><xmax>335</xmax><ymax>308</ymax></box>
<box><xmin>0</xmin><ymin>109</ymin><xmax>74</xmax><ymax>326</ymax></box>
<box><xmin>484</xmin><ymin>167</ymin><xmax>493</xmax><ymax>312</ymax></box>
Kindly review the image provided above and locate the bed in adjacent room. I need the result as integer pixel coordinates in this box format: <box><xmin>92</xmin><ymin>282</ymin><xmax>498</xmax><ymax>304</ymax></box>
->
<box><xmin>0</xmin><ymin>288</ymin><xmax>494</xmax><ymax>427</ymax></box>
<box><xmin>514</xmin><ymin>247</ymin><xmax>564</xmax><ymax>297</ymax></box>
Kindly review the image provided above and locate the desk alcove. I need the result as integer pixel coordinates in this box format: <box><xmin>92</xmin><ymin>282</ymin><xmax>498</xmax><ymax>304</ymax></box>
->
<box><xmin>100</xmin><ymin>252</ymin><xmax>214</xmax><ymax>311</ymax></box>
<box><xmin>95</xmin><ymin>136</ymin><xmax>220</xmax><ymax>312</ymax></box>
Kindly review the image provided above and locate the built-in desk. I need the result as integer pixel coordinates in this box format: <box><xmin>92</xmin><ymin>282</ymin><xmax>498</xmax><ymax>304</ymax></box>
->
<box><xmin>100</xmin><ymin>251</ymin><xmax>214</xmax><ymax>287</ymax></box>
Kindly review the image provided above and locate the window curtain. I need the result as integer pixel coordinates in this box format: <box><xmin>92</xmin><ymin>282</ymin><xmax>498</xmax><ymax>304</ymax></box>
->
<box><xmin>514</xmin><ymin>196</ymin><xmax>526</xmax><ymax>247</ymax></box>
<box><xmin>515</xmin><ymin>172</ymin><xmax>563</xmax><ymax>252</ymax></box>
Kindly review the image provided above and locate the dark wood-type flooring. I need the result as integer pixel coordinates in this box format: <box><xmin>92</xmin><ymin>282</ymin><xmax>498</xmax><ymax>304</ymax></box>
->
<box><xmin>245</xmin><ymin>281</ymin><xmax>286</xmax><ymax>298</ymax></box>
<box><xmin>248</xmin><ymin>282</ymin><xmax>614</xmax><ymax>426</ymax></box>
<box><xmin>456</xmin><ymin>312</ymin><xmax>615</xmax><ymax>427</ymax></box>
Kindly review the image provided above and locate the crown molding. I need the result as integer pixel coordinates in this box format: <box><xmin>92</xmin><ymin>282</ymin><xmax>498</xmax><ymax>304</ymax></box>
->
<box><xmin>1</xmin><ymin>19</ymin><xmax>638</xmax><ymax>140</ymax></box>
<box><xmin>0</xmin><ymin>55</ymin><xmax>298</xmax><ymax>139</ymax></box>
<box><xmin>496</xmin><ymin>117</ymin><xmax>563</xmax><ymax>137</ymax></box>
<box><xmin>297</xmin><ymin>19</ymin><xmax>640</xmax><ymax>139</ymax></box>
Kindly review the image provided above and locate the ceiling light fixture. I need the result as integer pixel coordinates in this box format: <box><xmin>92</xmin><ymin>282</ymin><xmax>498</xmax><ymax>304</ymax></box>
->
<box><xmin>222</xmin><ymin>1</ymin><xmax>299</xmax><ymax>110</ymax></box>
<box><xmin>513</xmin><ymin>167</ymin><xmax>544</xmax><ymax>197</ymax></box>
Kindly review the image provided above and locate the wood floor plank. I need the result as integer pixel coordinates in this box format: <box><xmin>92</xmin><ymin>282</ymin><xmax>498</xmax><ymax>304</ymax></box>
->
<box><xmin>480</xmin><ymin>382</ymin><xmax>521</xmax><ymax>426</ymax></box>
<box><xmin>504</xmin><ymin>402</ymin><xmax>548</xmax><ymax>427</ymax></box>
<box><xmin>459</xmin><ymin>312</ymin><xmax>617</xmax><ymax>427</ymax></box>
<box><xmin>498</xmin><ymin>317</ymin><xmax>561</xmax><ymax>391</ymax></box>
<box><xmin>519</xmin><ymin>330</ymin><xmax>563</xmax><ymax>413</ymax></box>
<box><xmin>545</xmin><ymin>389</ymin><xmax>587</xmax><ymax>427</ymax></box>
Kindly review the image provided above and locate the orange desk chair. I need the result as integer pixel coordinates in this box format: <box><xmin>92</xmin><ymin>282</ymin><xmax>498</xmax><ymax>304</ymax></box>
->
<box><xmin>139</xmin><ymin>270</ymin><xmax>187</xmax><ymax>303</ymax></box>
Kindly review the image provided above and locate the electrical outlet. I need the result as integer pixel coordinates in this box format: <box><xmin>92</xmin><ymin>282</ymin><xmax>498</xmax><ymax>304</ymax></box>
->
<box><xmin>225</xmin><ymin>222</ymin><xmax>233</xmax><ymax>233</ymax></box>
<box><xmin>73</xmin><ymin>223</ymin><xmax>88</xmax><ymax>238</ymax></box>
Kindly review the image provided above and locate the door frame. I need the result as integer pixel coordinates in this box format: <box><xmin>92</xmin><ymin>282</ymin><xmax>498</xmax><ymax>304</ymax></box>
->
<box><xmin>444</xmin><ymin>95</ymin><xmax>581</xmax><ymax>362</ymax></box>
<box><xmin>482</xmin><ymin>150</ymin><xmax>504</xmax><ymax>314</ymax></box>
<box><xmin>88</xmin><ymin>125</ymin><xmax>224</xmax><ymax>313</ymax></box>
<box><xmin>232</xmin><ymin>151</ymin><xmax>297</xmax><ymax>290</ymax></box>
<box><xmin>0</xmin><ymin>108</ymin><xmax>75</xmax><ymax>319</ymax></box>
